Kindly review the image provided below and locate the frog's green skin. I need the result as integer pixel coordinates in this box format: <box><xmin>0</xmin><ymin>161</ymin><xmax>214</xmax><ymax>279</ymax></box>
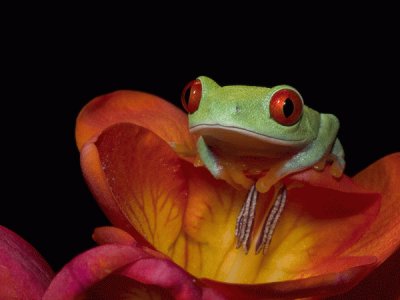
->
<box><xmin>189</xmin><ymin>76</ymin><xmax>345</xmax><ymax>192</ymax></box>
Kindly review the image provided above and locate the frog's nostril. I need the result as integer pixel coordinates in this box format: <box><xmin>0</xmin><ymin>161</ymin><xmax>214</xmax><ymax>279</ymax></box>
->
<box><xmin>235</xmin><ymin>105</ymin><xmax>241</xmax><ymax>113</ymax></box>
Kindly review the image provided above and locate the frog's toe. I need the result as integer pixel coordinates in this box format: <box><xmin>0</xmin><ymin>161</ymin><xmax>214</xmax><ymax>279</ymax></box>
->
<box><xmin>330</xmin><ymin>156</ymin><xmax>345</xmax><ymax>178</ymax></box>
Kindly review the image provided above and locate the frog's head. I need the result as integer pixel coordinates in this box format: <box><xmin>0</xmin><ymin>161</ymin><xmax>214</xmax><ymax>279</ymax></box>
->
<box><xmin>182</xmin><ymin>76</ymin><xmax>320</xmax><ymax>157</ymax></box>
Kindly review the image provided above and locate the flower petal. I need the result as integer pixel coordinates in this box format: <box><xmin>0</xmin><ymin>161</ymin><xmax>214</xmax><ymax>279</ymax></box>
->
<box><xmin>43</xmin><ymin>241</ymin><xmax>201</xmax><ymax>300</ymax></box>
<box><xmin>81</xmin><ymin>140</ymin><xmax>138</xmax><ymax>236</ymax></box>
<box><xmin>328</xmin><ymin>154</ymin><xmax>400</xmax><ymax>299</ymax></box>
<box><xmin>202</xmin><ymin>256</ymin><xmax>376</xmax><ymax>300</ymax></box>
<box><xmin>0</xmin><ymin>226</ymin><xmax>54</xmax><ymax>300</ymax></box>
<box><xmin>345</xmin><ymin>153</ymin><xmax>400</xmax><ymax>262</ymax></box>
<box><xmin>92</xmin><ymin>226</ymin><xmax>136</xmax><ymax>246</ymax></box>
<box><xmin>76</xmin><ymin>90</ymin><xmax>196</xmax><ymax>155</ymax></box>
<box><xmin>84</xmin><ymin>120</ymin><xmax>381</xmax><ymax>286</ymax></box>
<box><xmin>328</xmin><ymin>247</ymin><xmax>400</xmax><ymax>300</ymax></box>
<box><xmin>78</xmin><ymin>92</ymin><xmax>389</xmax><ymax>295</ymax></box>
<box><xmin>121</xmin><ymin>257</ymin><xmax>202</xmax><ymax>300</ymax></box>
<box><xmin>82</xmin><ymin>122</ymin><xmax>187</xmax><ymax>252</ymax></box>
<box><xmin>42</xmin><ymin>244</ymin><xmax>153</xmax><ymax>299</ymax></box>
<box><xmin>81</xmin><ymin>274</ymin><xmax>175</xmax><ymax>300</ymax></box>
<box><xmin>170</xmin><ymin>162</ymin><xmax>380</xmax><ymax>284</ymax></box>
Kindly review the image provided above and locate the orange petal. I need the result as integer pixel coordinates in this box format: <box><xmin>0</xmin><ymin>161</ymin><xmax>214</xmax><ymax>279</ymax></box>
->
<box><xmin>344</xmin><ymin>153</ymin><xmax>400</xmax><ymax>262</ymax></box>
<box><xmin>92</xmin><ymin>226</ymin><xmax>136</xmax><ymax>246</ymax></box>
<box><xmin>83</xmin><ymin>122</ymin><xmax>187</xmax><ymax>254</ymax></box>
<box><xmin>76</xmin><ymin>90</ymin><xmax>196</xmax><ymax>156</ymax></box>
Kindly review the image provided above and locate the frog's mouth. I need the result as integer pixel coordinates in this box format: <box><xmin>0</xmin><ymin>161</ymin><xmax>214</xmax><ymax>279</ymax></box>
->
<box><xmin>190</xmin><ymin>124</ymin><xmax>308</xmax><ymax>157</ymax></box>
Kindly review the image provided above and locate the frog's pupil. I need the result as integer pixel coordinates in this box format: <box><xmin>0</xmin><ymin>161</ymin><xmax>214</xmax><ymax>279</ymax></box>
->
<box><xmin>283</xmin><ymin>98</ymin><xmax>294</xmax><ymax>118</ymax></box>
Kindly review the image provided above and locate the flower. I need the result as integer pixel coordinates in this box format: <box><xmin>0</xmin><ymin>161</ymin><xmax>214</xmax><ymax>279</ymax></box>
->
<box><xmin>50</xmin><ymin>90</ymin><xmax>399</xmax><ymax>299</ymax></box>
<box><xmin>0</xmin><ymin>225</ymin><xmax>54</xmax><ymax>300</ymax></box>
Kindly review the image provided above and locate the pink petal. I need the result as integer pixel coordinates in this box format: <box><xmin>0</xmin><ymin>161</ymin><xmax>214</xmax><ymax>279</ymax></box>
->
<box><xmin>42</xmin><ymin>244</ymin><xmax>152</xmax><ymax>299</ymax></box>
<box><xmin>121</xmin><ymin>257</ymin><xmax>202</xmax><ymax>300</ymax></box>
<box><xmin>0</xmin><ymin>226</ymin><xmax>54</xmax><ymax>299</ymax></box>
<box><xmin>43</xmin><ymin>242</ymin><xmax>201</xmax><ymax>300</ymax></box>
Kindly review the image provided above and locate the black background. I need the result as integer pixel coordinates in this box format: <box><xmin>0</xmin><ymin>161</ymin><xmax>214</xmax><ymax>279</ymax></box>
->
<box><xmin>2</xmin><ymin>5</ymin><xmax>399</xmax><ymax>276</ymax></box>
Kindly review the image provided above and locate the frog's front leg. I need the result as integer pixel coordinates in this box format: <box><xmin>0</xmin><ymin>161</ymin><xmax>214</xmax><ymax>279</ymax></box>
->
<box><xmin>313</xmin><ymin>138</ymin><xmax>345</xmax><ymax>177</ymax></box>
<box><xmin>257</xmin><ymin>114</ymin><xmax>344</xmax><ymax>193</ymax></box>
<box><xmin>196</xmin><ymin>137</ymin><xmax>253</xmax><ymax>189</ymax></box>
<box><xmin>197</xmin><ymin>137</ymin><xmax>262</xmax><ymax>253</ymax></box>
<box><xmin>330</xmin><ymin>138</ymin><xmax>345</xmax><ymax>177</ymax></box>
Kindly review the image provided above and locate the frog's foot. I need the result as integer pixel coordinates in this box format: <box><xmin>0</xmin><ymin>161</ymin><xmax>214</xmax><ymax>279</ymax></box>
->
<box><xmin>255</xmin><ymin>186</ymin><xmax>287</xmax><ymax>254</ymax></box>
<box><xmin>235</xmin><ymin>185</ymin><xmax>258</xmax><ymax>253</ymax></box>
<box><xmin>169</xmin><ymin>142</ymin><xmax>197</xmax><ymax>157</ymax></box>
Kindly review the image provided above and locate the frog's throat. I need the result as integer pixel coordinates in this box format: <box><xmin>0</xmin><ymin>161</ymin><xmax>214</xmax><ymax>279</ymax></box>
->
<box><xmin>190</xmin><ymin>124</ymin><xmax>308</xmax><ymax>147</ymax></box>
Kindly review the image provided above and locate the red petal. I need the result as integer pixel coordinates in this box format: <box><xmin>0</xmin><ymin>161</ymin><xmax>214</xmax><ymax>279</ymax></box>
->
<box><xmin>0</xmin><ymin>226</ymin><xmax>54</xmax><ymax>299</ymax></box>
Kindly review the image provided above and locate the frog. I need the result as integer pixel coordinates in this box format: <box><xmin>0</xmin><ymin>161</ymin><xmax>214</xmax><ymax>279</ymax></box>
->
<box><xmin>181</xmin><ymin>76</ymin><xmax>345</xmax><ymax>254</ymax></box>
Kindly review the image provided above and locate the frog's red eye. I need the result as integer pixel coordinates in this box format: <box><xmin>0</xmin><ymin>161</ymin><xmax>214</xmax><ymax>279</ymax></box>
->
<box><xmin>181</xmin><ymin>79</ymin><xmax>202</xmax><ymax>113</ymax></box>
<box><xmin>269</xmin><ymin>88</ymin><xmax>303</xmax><ymax>126</ymax></box>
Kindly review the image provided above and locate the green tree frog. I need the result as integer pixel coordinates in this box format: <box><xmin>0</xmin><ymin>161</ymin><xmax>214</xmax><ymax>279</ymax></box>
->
<box><xmin>181</xmin><ymin>76</ymin><xmax>345</xmax><ymax>254</ymax></box>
